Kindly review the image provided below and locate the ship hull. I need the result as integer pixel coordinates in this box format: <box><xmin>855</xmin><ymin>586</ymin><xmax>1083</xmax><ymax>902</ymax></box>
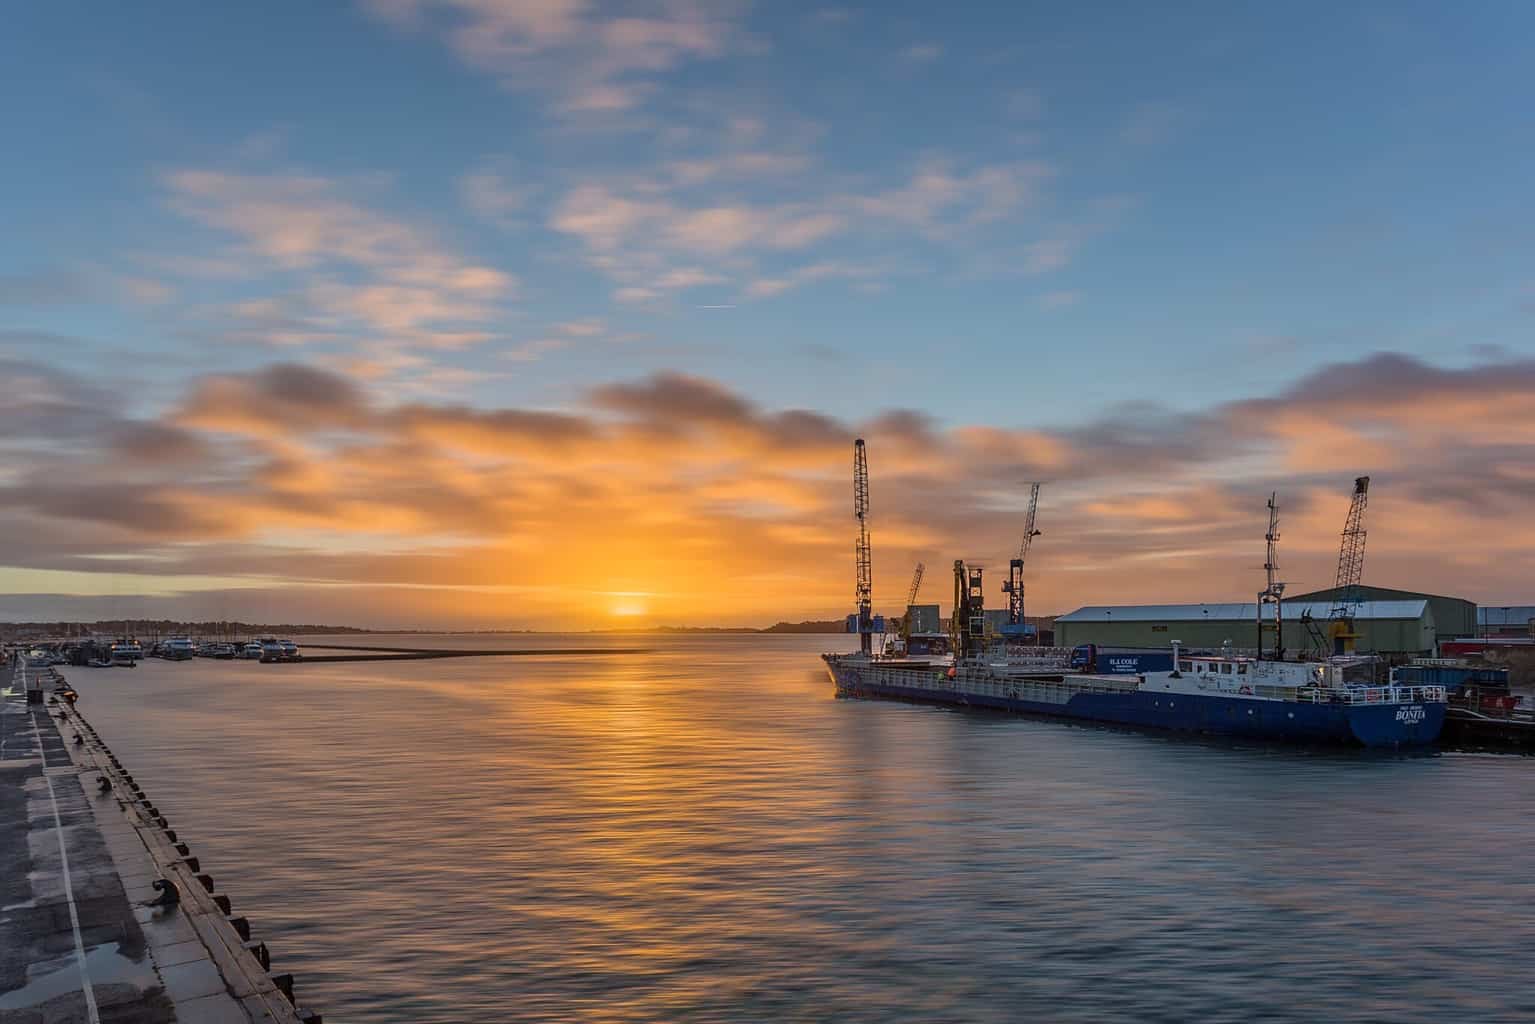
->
<box><xmin>827</xmin><ymin>662</ymin><xmax>1444</xmax><ymax>749</ymax></box>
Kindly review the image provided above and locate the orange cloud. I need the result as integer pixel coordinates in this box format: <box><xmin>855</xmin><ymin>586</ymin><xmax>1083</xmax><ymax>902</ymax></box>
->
<box><xmin>6</xmin><ymin>352</ymin><xmax>1535</xmax><ymax>627</ymax></box>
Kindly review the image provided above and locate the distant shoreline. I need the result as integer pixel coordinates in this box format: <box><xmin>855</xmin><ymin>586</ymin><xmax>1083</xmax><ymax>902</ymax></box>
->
<box><xmin>0</xmin><ymin>619</ymin><xmax>873</xmax><ymax>637</ymax></box>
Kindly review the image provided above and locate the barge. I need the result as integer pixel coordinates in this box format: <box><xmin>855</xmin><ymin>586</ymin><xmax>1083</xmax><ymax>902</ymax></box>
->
<box><xmin>824</xmin><ymin>645</ymin><xmax>1446</xmax><ymax>748</ymax></box>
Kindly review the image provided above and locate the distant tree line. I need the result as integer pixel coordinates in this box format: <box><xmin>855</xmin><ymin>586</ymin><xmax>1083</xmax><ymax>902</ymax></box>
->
<box><xmin>0</xmin><ymin>619</ymin><xmax>378</xmax><ymax>638</ymax></box>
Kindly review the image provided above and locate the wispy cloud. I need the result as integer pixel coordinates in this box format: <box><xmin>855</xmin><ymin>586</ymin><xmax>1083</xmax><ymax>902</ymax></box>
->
<box><xmin>163</xmin><ymin>169</ymin><xmax>515</xmax><ymax>355</ymax></box>
<box><xmin>541</xmin><ymin>156</ymin><xmax>1058</xmax><ymax>302</ymax></box>
<box><xmin>898</xmin><ymin>43</ymin><xmax>943</xmax><ymax>62</ymax></box>
<box><xmin>361</xmin><ymin>0</ymin><xmax>745</xmax><ymax>115</ymax></box>
<box><xmin>459</xmin><ymin>168</ymin><xmax>533</xmax><ymax>227</ymax></box>
<box><xmin>745</xmin><ymin>261</ymin><xmax>875</xmax><ymax>298</ymax></box>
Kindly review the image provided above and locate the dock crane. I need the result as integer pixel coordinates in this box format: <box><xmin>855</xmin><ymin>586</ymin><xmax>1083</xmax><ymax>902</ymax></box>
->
<box><xmin>1327</xmin><ymin>476</ymin><xmax>1371</xmax><ymax>654</ymax></box>
<box><xmin>853</xmin><ymin>439</ymin><xmax>873</xmax><ymax>655</ymax></box>
<box><xmin>950</xmin><ymin>560</ymin><xmax>986</xmax><ymax>661</ymax></box>
<box><xmin>1301</xmin><ymin>476</ymin><xmax>1370</xmax><ymax>655</ymax></box>
<box><xmin>1000</xmin><ymin>483</ymin><xmax>1042</xmax><ymax>641</ymax></box>
<box><xmin>901</xmin><ymin>562</ymin><xmax>925</xmax><ymax>640</ymax></box>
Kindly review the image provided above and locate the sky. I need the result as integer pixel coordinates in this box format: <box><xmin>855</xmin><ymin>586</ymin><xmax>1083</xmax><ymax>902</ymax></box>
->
<box><xmin>3</xmin><ymin>1</ymin><xmax>1534</xmax><ymax>629</ymax></box>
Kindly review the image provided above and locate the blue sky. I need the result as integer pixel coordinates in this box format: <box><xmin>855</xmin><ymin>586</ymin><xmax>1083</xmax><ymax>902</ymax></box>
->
<box><xmin>7</xmin><ymin>2</ymin><xmax>1531</xmax><ymax>421</ymax></box>
<box><xmin>3</xmin><ymin>2</ymin><xmax>1535</xmax><ymax>625</ymax></box>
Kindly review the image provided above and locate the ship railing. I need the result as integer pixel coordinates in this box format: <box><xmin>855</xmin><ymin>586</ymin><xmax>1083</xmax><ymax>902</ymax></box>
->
<box><xmin>1300</xmin><ymin>684</ymin><xmax>1447</xmax><ymax>705</ymax></box>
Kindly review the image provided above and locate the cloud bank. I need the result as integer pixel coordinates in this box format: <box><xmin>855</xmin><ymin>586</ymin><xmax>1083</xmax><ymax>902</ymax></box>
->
<box><xmin>3</xmin><ymin>351</ymin><xmax>1532</xmax><ymax>626</ymax></box>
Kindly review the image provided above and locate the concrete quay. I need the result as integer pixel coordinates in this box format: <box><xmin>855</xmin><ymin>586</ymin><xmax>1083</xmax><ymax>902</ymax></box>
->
<box><xmin>1</xmin><ymin>659</ymin><xmax>320</xmax><ymax>1023</ymax></box>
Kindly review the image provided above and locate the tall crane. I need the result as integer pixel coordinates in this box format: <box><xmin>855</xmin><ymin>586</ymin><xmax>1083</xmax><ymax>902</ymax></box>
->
<box><xmin>1001</xmin><ymin>483</ymin><xmax>1042</xmax><ymax>635</ymax></box>
<box><xmin>853</xmin><ymin>438</ymin><xmax>873</xmax><ymax>655</ymax></box>
<box><xmin>1327</xmin><ymin>476</ymin><xmax>1371</xmax><ymax>654</ymax></box>
<box><xmin>1300</xmin><ymin>476</ymin><xmax>1371</xmax><ymax>656</ymax></box>
<box><xmin>950</xmin><ymin>560</ymin><xmax>986</xmax><ymax>661</ymax></box>
<box><xmin>901</xmin><ymin>562</ymin><xmax>925</xmax><ymax>640</ymax></box>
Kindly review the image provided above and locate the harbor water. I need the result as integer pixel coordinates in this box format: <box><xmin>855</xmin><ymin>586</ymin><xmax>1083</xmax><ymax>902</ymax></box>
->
<box><xmin>71</xmin><ymin>634</ymin><xmax>1533</xmax><ymax>1022</ymax></box>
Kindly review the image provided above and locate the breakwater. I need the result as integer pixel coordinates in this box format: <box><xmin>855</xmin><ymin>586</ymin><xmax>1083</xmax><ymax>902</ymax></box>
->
<box><xmin>283</xmin><ymin>644</ymin><xmax>651</xmax><ymax>664</ymax></box>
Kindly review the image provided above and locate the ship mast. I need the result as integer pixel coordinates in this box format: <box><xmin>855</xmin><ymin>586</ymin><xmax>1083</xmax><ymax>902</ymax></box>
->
<box><xmin>1257</xmin><ymin>492</ymin><xmax>1285</xmax><ymax>660</ymax></box>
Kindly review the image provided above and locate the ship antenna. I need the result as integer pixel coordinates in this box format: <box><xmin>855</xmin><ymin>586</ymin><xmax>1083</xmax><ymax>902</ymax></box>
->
<box><xmin>1257</xmin><ymin>492</ymin><xmax>1286</xmax><ymax>661</ymax></box>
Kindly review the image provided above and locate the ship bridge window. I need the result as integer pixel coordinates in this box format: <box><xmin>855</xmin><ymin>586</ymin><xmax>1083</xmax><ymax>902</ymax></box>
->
<box><xmin>1220</xmin><ymin>663</ymin><xmax>1233</xmax><ymax>675</ymax></box>
<box><xmin>1237</xmin><ymin>664</ymin><xmax>1248</xmax><ymax>675</ymax></box>
<box><xmin>1179</xmin><ymin>660</ymin><xmax>1192</xmax><ymax>672</ymax></box>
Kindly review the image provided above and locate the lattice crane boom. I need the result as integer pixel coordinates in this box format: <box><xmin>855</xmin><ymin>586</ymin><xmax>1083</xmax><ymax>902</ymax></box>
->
<box><xmin>853</xmin><ymin>439</ymin><xmax>873</xmax><ymax>655</ymax></box>
<box><xmin>906</xmin><ymin>562</ymin><xmax>925</xmax><ymax>608</ymax></box>
<box><xmin>1002</xmin><ymin>483</ymin><xmax>1042</xmax><ymax>627</ymax></box>
<box><xmin>1303</xmin><ymin>475</ymin><xmax>1371</xmax><ymax>656</ymax></box>
<box><xmin>1330</xmin><ymin>476</ymin><xmax>1370</xmax><ymax>622</ymax></box>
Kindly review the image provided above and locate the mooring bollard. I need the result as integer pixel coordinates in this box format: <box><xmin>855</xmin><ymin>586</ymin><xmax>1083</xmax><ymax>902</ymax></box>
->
<box><xmin>245</xmin><ymin>940</ymin><xmax>270</xmax><ymax>970</ymax></box>
<box><xmin>226</xmin><ymin>914</ymin><xmax>250</xmax><ymax>940</ymax></box>
<box><xmin>213</xmin><ymin>894</ymin><xmax>232</xmax><ymax>914</ymax></box>
<box><xmin>147</xmin><ymin>879</ymin><xmax>180</xmax><ymax>907</ymax></box>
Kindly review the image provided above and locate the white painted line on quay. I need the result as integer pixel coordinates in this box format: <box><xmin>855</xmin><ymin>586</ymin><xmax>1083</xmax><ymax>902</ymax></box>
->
<box><xmin>28</xmin><ymin>660</ymin><xmax>103</xmax><ymax>1024</ymax></box>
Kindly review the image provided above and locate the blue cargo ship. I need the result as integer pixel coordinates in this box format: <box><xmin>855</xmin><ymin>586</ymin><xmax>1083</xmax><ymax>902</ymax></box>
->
<box><xmin>824</xmin><ymin>645</ymin><xmax>1446</xmax><ymax>748</ymax></box>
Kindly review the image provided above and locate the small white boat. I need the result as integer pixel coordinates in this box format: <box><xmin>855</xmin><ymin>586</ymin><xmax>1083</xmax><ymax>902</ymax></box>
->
<box><xmin>161</xmin><ymin>636</ymin><xmax>196</xmax><ymax>661</ymax></box>
<box><xmin>110</xmin><ymin>639</ymin><xmax>144</xmax><ymax>661</ymax></box>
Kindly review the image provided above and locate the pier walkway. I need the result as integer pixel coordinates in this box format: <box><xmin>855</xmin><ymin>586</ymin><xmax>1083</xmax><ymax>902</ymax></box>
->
<box><xmin>1</xmin><ymin>659</ymin><xmax>311</xmax><ymax>1023</ymax></box>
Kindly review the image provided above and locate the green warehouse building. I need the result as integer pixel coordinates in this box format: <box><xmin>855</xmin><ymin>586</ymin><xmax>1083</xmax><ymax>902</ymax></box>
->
<box><xmin>1055</xmin><ymin>585</ymin><xmax>1475</xmax><ymax>656</ymax></box>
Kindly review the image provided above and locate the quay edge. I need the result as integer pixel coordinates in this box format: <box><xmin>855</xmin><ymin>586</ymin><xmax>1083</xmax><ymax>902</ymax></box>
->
<box><xmin>1</xmin><ymin>656</ymin><xmax>322</xmax><ymax>1023</ymax></box>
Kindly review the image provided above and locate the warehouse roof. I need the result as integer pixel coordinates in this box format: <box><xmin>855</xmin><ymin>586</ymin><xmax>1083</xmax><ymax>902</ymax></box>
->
<box><xmin>1057</xmin><ymin>600</ymin><xmax>1429</xmax><ymax>623</ymax></box>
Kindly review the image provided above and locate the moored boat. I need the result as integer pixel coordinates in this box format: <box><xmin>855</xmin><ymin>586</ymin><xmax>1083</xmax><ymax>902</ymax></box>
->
<box><xmin>161</xmin><ymin>636</ymin><xmax>196</xmax><ymax>660</ymax></box>
<box><xmin>109</xmin><ymin>639</ymin><xmax>144</xmax><ymax>661</ymax></box>
<box><xmin>824</xmin><ymin>643</ymin><xmax>1446</xmax><ymax>748</ymax></box>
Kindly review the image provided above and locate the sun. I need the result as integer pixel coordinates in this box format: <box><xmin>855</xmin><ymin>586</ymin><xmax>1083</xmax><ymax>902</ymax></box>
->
<box><xmin>609</xmin><ymin>598</ymin><xmax>649</xmax><ymax>618</ymax></box>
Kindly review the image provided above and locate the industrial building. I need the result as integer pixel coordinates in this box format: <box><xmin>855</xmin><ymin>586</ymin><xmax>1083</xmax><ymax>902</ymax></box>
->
<box><xmin>1477</xmin><ymin>606</ymin><xmax>1535</xmax><ymax>638</ymax></box>
<box><xmin>1055</xmin><ymin>597</ymin><xmax>1451</xmax><ymax>656</ymax></box>
<box><xmin>1285</xmin><ymin>585</ymin><xmax>1476</xmax><ymax>643</ymax></box>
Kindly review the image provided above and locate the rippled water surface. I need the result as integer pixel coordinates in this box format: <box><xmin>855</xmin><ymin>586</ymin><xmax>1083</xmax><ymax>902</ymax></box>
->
<box><xmin>72</xmin><ymin>635</ymin><xmax>1533</xmax><ymax>1022</ymax></box>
